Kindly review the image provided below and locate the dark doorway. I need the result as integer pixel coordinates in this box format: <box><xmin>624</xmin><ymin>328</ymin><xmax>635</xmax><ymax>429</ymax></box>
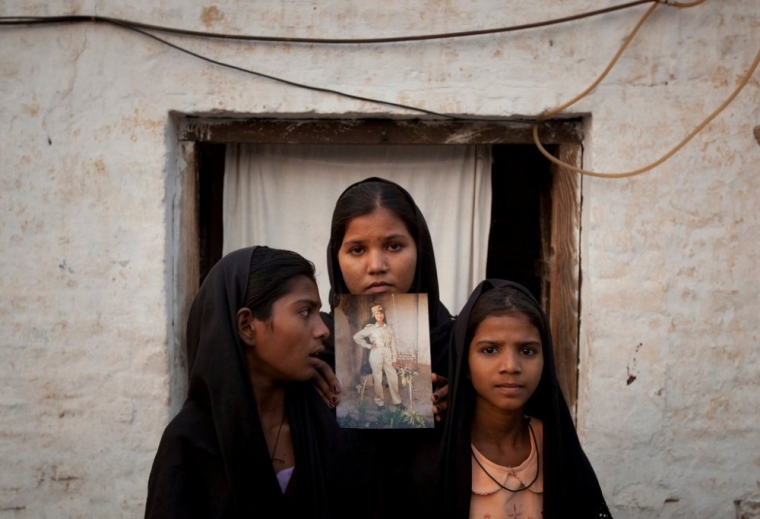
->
<box><xmin>486</xmin><ymin>144</ymin><xmax>555</xmax><ymax>302</ymax></box>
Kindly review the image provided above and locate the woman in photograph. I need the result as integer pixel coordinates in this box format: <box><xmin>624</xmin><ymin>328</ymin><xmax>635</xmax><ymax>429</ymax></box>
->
<box><xmin>145</xmin><ymin>246</ymin><xmax>351</xmax><ymax>518</ymax></box>
<box><xmin>352</xmin><ymin>303</ymin><xmax>403</xmax><ymax>410</ymax></box>
<box><xmin>427</xmin><ymin>279</ymin><xmax>611</xmax><ymax>519</ymax></box>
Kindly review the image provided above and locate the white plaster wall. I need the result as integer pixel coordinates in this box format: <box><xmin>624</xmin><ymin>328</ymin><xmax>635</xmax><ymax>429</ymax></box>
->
<box><xmin>0</xmin><ymin>1</ymin><xmax>757</xmax><ymax>517</ymax></box>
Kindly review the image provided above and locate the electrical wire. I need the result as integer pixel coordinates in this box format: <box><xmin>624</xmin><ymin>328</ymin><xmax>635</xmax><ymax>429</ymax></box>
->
<box><xmin>3</xmin><ymin>0</ymin><xmax>753</xmax><ymax>180</ymax></box>
<box><xmin>0</xmin><ymin>2</ymin><xmax>663</xmax><ymax>123</ymax></box>
<box><xmin>98</xmin><ymin>18</ymin><xmax>535</xmax><ymax>123</ymax></box>
<box><xmin>537</xmin><ymin>1</ymin><xmax>660</xmax><ymax>122</ymax></box>
<box><xmin>532</xmin><ymin>0</ymin><xmax>760</xmax><ymax>179</ymax></box>
<box><xmin>0</xmin><ymin>1</ymin><xmax>655</xmax><ymax>44</ymax></box>
<box><xmin>659</xmin><ymin>0</ymin><xmax>707</xmax><ymax>7</ymax></box>
<box><xmin>8</xmin><ymin>5</ymin><xmax>655</xmax><ymax>122</ymax></box>
<box><xmin>533</xmin><ymin>46</ymin><xmax>760</xmax><ymax>178</ymax></box>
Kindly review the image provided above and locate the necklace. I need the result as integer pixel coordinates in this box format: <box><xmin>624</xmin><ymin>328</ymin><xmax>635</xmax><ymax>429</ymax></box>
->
<box><xmin>270</xmin><ymin>410</ymin><xmax>286</xmax><ymax>464</ymax></box>
<box><xmin>470</xmin><ymin>419</ymin><xmax>540</xmax><ymax>493</ymax></box>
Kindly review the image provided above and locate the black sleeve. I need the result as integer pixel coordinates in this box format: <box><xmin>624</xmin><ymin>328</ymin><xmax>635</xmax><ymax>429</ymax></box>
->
<box><xmin>145</xmin><ymin>414</ymin><xmax>234</xmax><ymax>519</ymax></box>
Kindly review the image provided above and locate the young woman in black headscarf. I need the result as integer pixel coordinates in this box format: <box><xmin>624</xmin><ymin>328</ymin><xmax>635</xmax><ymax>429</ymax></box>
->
<box><xmin>428</xmin><ymin>279</ymin><xmax>612</xmax><ymax>519</ymax></box>
<box><xmin>326</xmin><ymin>177</ymin><xmax>454</xmax><ymax>378</ymax></box>
<box><xmin>320</xmin><ymin>177</ymin><xmax>456</xmax><ymax>518</ymax></box>
<box><xmin>145</xmin><ymin>246</ymin><xmax>350</xmax><ymax>518</ymax></box>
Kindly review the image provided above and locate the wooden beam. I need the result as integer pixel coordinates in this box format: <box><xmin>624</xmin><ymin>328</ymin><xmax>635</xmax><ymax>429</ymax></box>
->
<box><xmin>170</xmin><ymin>141</ymin><xmax>200</xmax><ymax>416</ymax></box>
<box><xmin>180</xmin><ymin>118</ymin><xmax>582</xmax><ymax>145</ymax></box>
<box><xmin>548</xmin><ymin>144</ymin><xmax>582</xmax><ymax>416</ymax></box>
<box><xmin>177</xmin><ymin>115</ymin><xmax>585</xmax><ymax>417</ymax></box>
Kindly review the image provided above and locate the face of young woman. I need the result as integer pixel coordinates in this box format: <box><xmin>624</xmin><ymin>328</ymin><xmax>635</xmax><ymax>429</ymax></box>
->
<box><xmin>338</xmin><ymin>207</ymin><xmax>417</xmax><ymax>295</ymax></box>
<box><xmin>372</xmin><ymin>306</ymin><xmax>385</xmax><ymax>325</ymax></box>
<box><xmin>250</xmin><ymin>276</ymin><xmax>329</xmax><ymax>382</ymax></box>
<box><xmin>467</xmin><ymin>314</ymin><xmax>544</xmax><ymax>415</ymax></box>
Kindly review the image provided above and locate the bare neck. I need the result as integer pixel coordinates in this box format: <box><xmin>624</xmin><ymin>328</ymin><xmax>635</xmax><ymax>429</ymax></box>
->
<box><xmin>470</xmin><ymin>403</ymin><xmax>530</xmax><ymax>466</ymax></box>
<box><xmin>247</xmin><ymin>363</ymin><xmax>287</xmax><ymax>420</ymax></box>
<box><xmin>248</xmin><ymin>367</ymin><xmax>295</xmax><ymax>471</ymax></box>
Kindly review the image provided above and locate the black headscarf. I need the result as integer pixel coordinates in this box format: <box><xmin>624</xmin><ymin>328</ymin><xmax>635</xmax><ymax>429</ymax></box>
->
<box><xmin>437</xmin><ymin>279</ymin><xmax>612</xmax><ymax>519</ymax></box>
<box><xmin>322</xmin><ymin>178</ymin><xmax>456</xmax><ymax>519</ymax></box>
<box><xmin>326</xmin><ymin>177</ymin><xmax>454</xmax><ymax>376</ymax></box>
<box><xmin>145</xmin><ymin>246</ymin><xmax>345</xmax><ymax>518</ymax></box>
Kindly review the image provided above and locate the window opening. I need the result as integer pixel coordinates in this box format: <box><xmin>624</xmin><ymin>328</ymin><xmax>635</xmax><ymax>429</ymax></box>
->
<box><xmin>179</xmin><ymin>119</ymin><xmax>582</xmax><ymax>412</ymax></box>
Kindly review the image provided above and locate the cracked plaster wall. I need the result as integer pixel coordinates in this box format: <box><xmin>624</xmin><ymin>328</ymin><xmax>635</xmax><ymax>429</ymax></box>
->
<box><xmin>0</xmin><ymin>1</ymin><xmax>758</xmax><ymax>517</ymax></box>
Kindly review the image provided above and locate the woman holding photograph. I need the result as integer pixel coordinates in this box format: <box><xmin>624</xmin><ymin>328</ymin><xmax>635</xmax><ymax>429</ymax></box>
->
<box><xmin>319</xmin><ymin>177</ymin><xmax>455</xmax><ymax>518</ymax></box>
<box><xmin>326</xmin><ymin>178</ymin><xmax>454</xmax><ymax>375</ymax></box>
<box><xmin>145</xmin><ymin>246</ymin><xmax>352</xmax><ymax>518</ymax></box>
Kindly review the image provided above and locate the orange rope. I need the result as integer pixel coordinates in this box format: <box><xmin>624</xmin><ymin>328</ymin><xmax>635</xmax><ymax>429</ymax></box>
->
<box><xmin>531</xmin><ymin>0</ymin><xmax>759</xmax><ymax>179</ymax></box>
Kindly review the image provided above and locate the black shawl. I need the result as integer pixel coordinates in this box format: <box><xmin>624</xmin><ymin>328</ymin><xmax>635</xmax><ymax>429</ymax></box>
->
<box><xmin>145</xmin><ymin>246</ymin><xmax>346</xmax><ymax>518</ymax></box>
<box><xmin>437</xmin><ymin>279</ymin><xmax>612</xmax><ymax>519</ymax></box>
<box><xmin>326</xmin><ymin>177</ymin><xmax>454</xmax><ymax>376</ymax></box>
<box><xmin>323</xmin><ymin>178</ymin><xmax>455</xmax><ymax>518</ymax></box>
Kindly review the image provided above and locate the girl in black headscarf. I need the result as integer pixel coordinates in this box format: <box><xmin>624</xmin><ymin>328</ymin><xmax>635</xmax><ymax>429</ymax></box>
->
<box><xmin>145</xmin><ymin>246</ymin><xmax>348</xmax><ymax>518</ymax></box>
<box><xmin>433</xmin><ymin>279</ymin><xmax>612</xmax><ymax>519</ymax></box>
<box><xmin>321</xmin><ymin>177</ymin><xmax>455</xmax><ymax>518</ymax></box>
<box><xmin>326</xmin><ymin>177</ymin><xmax>454</xmax><ymax>377</ymax></box>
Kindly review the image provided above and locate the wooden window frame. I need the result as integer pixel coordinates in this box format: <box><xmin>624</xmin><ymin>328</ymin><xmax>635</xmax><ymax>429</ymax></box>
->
<box><xmin>172</xmin><ymin>117</ymin><xmax>584</xmax><ymax>415</ymax></box>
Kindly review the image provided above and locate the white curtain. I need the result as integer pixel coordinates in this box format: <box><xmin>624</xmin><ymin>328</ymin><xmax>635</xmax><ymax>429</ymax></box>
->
<box><xmin>223</xmin><ymin>144</ymin><xmax>491</xmax><ymax>315</ymax></box>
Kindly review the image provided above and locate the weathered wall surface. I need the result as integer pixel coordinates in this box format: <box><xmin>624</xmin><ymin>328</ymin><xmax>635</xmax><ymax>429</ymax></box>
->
<box><xmin>0</xmin><ymin>1</ymin><xmax>757</xmax><ymax>517</ymax></box>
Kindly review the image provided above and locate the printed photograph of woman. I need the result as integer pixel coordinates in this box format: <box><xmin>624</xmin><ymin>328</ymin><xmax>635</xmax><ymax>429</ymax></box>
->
<box><xmin>353</xmin><ymin>303</ymin><xmax>402</xmax><ymax>410</ymax></box>
<box><xmin>333</xmin><ymin>293</ymin><xmax>434</xmax><ymax>429</ymax></box>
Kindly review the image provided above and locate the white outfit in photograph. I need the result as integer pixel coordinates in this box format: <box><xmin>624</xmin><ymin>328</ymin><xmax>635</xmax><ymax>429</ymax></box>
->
<box><xmin>353</xmin><ymin>323</ymin><xmax>401</xmax><ymax>407</ymax></box>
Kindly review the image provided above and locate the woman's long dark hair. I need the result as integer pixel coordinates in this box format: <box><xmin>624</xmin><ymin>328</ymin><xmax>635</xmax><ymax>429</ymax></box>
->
<box><xmin>327</xmin><ymin>178</ymin><xmax>440</xmax><ymax>319</ymax></box>
<box><xmin>326</xmin><ymin>177</ymin><xmax>452</xmax><ymax>374</ymax></box>
<box><xmin>330</xmin><ymin>180</ymin><xmax>419</xmax><ymax>261</ymax></box>
<box><xmin>242</xmin><ymin>247</ymin><xmax>316</xmax><ymax>321</ymax></box>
